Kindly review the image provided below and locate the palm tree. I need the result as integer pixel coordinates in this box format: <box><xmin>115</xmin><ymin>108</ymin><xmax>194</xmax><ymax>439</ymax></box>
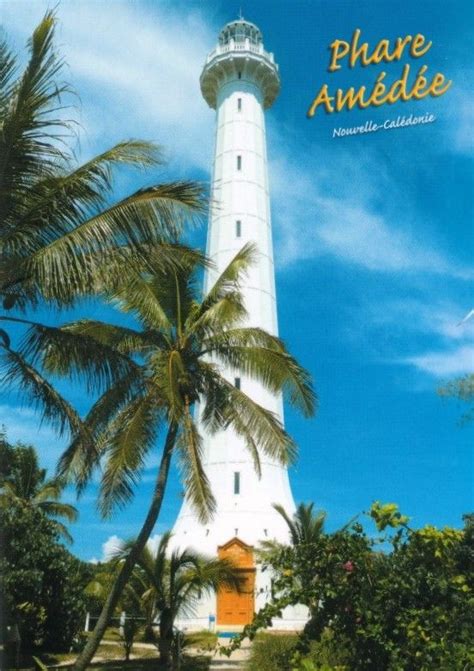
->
<box><xmin>117</xmin><ymin>532</ymin><xmax>241</xmax><ymax>668</ymax></box>
<box><xmin>260</xmin><ymin>503</ymin><xmax>327</xmax><ymax>641</ymax></box>
<box><xmin>258</xmin><ymin>503</ymin><xmax>326</xmax><ymax>561</ymax></box>
<box><xmin>0</xmin><ymin>442</ymin><xmax>78</xmax><ymax>542</ymax></box>
<box><xmin>24</xmin><ymin>243</ymin><xmax>316</xmax><ymax>670</ymax></box>
<box><xmin>0</xmin><ymin>11</ymin><xmax>206</xmax><ymax>443</ymax></box>
<box><xmin>275</xmin><ymin>503</ymin><xmax>326</xmax><ymax>547</ymax></box>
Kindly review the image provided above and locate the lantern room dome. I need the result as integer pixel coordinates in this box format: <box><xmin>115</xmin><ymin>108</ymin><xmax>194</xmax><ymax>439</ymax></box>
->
<box><xmin>218</xmin><ymin>19</ymin><xmax>263</xmax><ymax>46</ymax></box>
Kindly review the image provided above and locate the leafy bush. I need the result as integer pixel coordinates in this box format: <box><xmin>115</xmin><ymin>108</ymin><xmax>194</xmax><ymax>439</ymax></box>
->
<box><xmin>234</xmin><ymin>504</ymin><xmax>474</xmax><ymax>671</ymax></box>
<box><xmin>0</xmin><ymin>501</ymin><xmax>87</xmax><ymax>652</ymax></box>
<box><xmin>246</xmin><ymin>632</ymin><xmax>351</xmax><ymax>671</ymax></box>
<box><xmin>246</xmin><ymin>633</ymin><xmax>298</xmax><ymax>671</ymax></box>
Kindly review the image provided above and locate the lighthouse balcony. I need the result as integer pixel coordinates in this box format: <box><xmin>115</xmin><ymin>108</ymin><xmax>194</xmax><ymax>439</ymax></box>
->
<box><xmin>206</xmin><ymin>40</ymin><xmax>276</xmax><ymax>66</ymax></box>
<box><xmin>200</xmin><ymin>41</ymin><xmax>280</xmax><ymax>110</ymax></box>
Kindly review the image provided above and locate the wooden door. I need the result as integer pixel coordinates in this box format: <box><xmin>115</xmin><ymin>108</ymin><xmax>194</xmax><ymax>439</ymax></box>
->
<box><xmin>216</xmin><ymin>538</ymin><xmax>255</xmax><ymax>626</ymax></box>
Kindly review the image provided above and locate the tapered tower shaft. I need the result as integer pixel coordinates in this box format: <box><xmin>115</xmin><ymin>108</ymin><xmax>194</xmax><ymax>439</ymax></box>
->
<box><xmin>171</xmin><ymin>19</ymin><xmax>304</xmax><ymax>630</ymax></box>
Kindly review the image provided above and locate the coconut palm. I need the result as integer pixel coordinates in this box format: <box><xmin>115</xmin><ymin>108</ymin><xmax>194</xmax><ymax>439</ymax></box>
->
<box><xmin>0</xmin><ymin>442</ymin><xmax>78</xmax><ymax>543</ymax></box>
<box><xmin>117</xmin><ymin>532</ymin><xmax>241</xmax><ymax>667</ymax></box>
<box><xmin>0</xmin><ymin>11</ymin><xmax>206</xmax><ymax>442</ymax></box>
<box><xmin>23</xmin><ymin>243</ymin><xmax>316</xmax><ymax>670</ymax></box>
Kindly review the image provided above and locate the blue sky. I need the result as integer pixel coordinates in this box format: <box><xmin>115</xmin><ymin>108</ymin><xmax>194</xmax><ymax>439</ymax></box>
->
<box><xmin>1</xmin><ymin>0</ymin><xmax>473</xmax><ymax>561</ymax></box>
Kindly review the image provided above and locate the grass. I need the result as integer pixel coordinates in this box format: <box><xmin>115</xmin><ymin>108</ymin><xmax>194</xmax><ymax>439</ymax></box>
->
<box><xmin>184</xmin><ymin>631</ymin><xmax>217</xmax><ymax>651</ymax></box>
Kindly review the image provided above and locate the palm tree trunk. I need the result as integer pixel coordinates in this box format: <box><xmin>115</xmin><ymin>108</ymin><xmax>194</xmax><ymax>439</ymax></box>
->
<box><xmin>159</xmin><ymin>608</ymin><xmax>173</xmax><ymax>668</ymax></box>
<box><xmin>72</xmin><ymin>422</ymin><xmax>178</xmax><ymax>671</ymax></box>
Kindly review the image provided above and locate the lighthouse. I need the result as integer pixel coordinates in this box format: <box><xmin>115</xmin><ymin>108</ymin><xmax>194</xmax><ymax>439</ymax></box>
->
<box><xmin>171</xmin><ymin>18</ymin><xmax>306</xmax><ymax>631</ymax></box>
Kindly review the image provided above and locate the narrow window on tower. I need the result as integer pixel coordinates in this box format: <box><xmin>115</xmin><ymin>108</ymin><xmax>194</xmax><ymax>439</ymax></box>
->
<box><xmin>234</xmin><ymin>472</ymin><xmax>240</xmax><ymax>495</ymax></box>
<box><xmin>234</xmin><ymin>377</ymin><xmax>241</xmax><ymax>389</ymax></box>
<box><xmin>236</xmin><ymin>220</ymin><xmax>241</xmax><ymax>238</ymax></box>
<box><xmin>238</xmin><ymin>71</ymin><xmax>242</xmax><ymax>79</ymax></box>
<box><xmin>237</xmin><ymin>97</ymin><xmax>242</xmax><ymax>111</ymax></box>
<box><xmin>237</xmin><ymin>155</ymin><xmax>242</xmax><ymax>171</ymax></box>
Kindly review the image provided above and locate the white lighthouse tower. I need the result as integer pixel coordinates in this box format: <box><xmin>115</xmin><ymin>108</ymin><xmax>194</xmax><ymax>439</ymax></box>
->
<box><xmin>171</xmin><ymin>18</ymin><xmax>306</xmax><ymax>631</ymax></box>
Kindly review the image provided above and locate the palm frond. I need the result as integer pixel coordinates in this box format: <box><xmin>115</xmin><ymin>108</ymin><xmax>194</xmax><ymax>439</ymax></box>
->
<box><xmin>191</xmin><ymin>243</ymin><xmax>257</xmax><ymax>328</ymax></box>
<box><xmin>190</xmin><ymin>292</ymin><xmax>247</xmax><ymax>335</ymax></box>
<box><xmin>273</xmin><ymin>503</ymin><xmax>298</xmax><ymax>544</ymax></box>
<box><xmin>99</xmin><ymin>393</ymin><xmax>161</xmax><ymax>518</ymax></box>
<box><xmin>273</xmin><ymin>502</ymin><xmax>326</xmax><ymax>546</ymax></box>
<box><xmin>50</xmin><ymin>520</ymin><xmax>74</xmax><ymax>544</ymax></box>
<box><xmin>0</xmin><ymin>344</ymin><xmax>88</xmax><ymax>440</ymax></box>
<box><xmin>18</xmin><ymin>321</ymin><xmax>137</xmax><ymax>395</ymax></box>
<box><xmin>110</xmin><ymin>273</ymin><xmax>173</xmax><ymax>332</ymax></box>
<box><xmin>56</xmin><ymin>370</ymin><xmax>145</xmax><ymax>490</ymax></box>
<box><xmin>57</xmin><ymin>319</ymin><xmax>153</xmax><ymax>356</ymax></box>
<box><xmin>0</xmin><ymin>38</ymin><xmax>17</xmax><ymax>115</ymax></box>
<box><xmin>0</xmin><ymin>10</ymin><xmax>71</xmax><ymax>209</ymax></box>
<box><xmin>37</xmin><ymin>499</ymin><xmax>78</xmax><ymax>523</ymax></box>
<box><xmin>31</xmin><ymin>477</ymin><xmax>63</xmax><ymax>501</ymax></box>
<box><xmin>176</xmin><ymin>411</ymin><xmax>216</xmax><ymax>523</ymax></box>
<box><xmin>17</xmin><ymin>182</ymin><xmax>203</xmax><ymax>302</ymax></box>
<box><xmin>203</xmin><ymin>327</ymin><xmax>316</xmax><ymax>418</ymax></box>
<box><xmin>200</xmin><ymin>369</ymin><xmax>297</xmax><ymax>465</ymax></box>
<box><xmin>4</xmin><ymin>140</ymin><xmax>164</xmax><ymax>247</ymax></box>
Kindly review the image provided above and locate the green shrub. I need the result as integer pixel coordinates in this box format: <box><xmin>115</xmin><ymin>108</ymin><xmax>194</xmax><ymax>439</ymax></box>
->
<box><xmin>243</xmin><ymin>506</ymin><xmax>474</xmax><ymax>671</ymax></box>
<box><xmin>307</xmin><ymin>630</ymin><xmax>351</xmax><ymax>670</ymax></box>
<box><xmin>0</xmin><ymin>502</ymin><xmax>86</xmax><ymax>652</ymax></box>
<box><xmin>246</xmin><ymin>632</ymin><xmax>351</xmax><ymax>671</ymax></box>
<box><xmin>246</xmin><ymin>634</ymin><xmax>298</xmax><ymax>671</ymax></box>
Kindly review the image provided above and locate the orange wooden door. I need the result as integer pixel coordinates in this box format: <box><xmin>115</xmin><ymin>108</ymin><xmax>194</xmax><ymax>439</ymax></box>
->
<box><xmin>216</xmin><ymin>538</ymin><xmax>255</xmax><ymax>626</ymax></box>
<box><xmin>217</xmin><ymin>568</ymin><xmax>255</xmax><ymax>625</ymax></box>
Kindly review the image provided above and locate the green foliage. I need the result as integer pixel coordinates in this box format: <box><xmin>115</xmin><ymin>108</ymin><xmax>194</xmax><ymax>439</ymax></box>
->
<box><xmin>369</xmin><ymin>500</ymin><xmax>410</xmax><ymax>531</ymax></box>
<box><xmin>247</xmin><ymin>634</ymin><xmax>299</xmax><ymax>671</ymax></box>
<box><xmin>246</xmin><ymin>632</ymin><xmax>350</xmax><ymax>671</ymax></box>
<box><xmin>115</xmin><ymin>532</ymin><xmax>241</xmax><ymax>665</ymax></box>
<box><xmin>232</xmin><ymin>503</ymin><xmax>474</xmax><ymax>671</ymax></box>
<box><xmin>0</xmin><ymin>500</ymin><xmax>87</xmax><ymax>652</ymax></box>
<box><xmin>51</xmin><ymin>243</ymin><xmax>316</xmax><ymax>522</ymax></box>
<box><xmin>0</xmin><ymin>10</ymin><xmax>206</xmax><ymax>449</ymax></box>
<box><xmin>83</xmin><ymin>561</ymin><xmax>138</xmax><ymax>617</ymax></box>
<box><xmin>0</xmin><ymin>433</ymin><xmax>78</xmax><ymax>542</ymax></box>
<box><xmin>0</xmin><ymin>9</ymin><xmax>206</xmax><ymax>310</ymax></box>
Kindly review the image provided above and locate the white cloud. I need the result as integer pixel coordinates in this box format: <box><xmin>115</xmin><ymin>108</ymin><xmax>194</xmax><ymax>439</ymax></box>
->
<box><xmin>101</xmin><ymin>534</ymin><xmax>123</xmax><ymax>562</ymax></box>
<box><xmin>3</xmin><ymin>2</ymin><xmax>470</xmax><ymax>278</ymax></box>
<box><xmin>405</xmin><ymin>345</ymin><xmax>474</xmax><ymax>378</ymax></box>
<box><xmin>366</xmin><ymin>299</ymin><xmax>474</xmax><ymax>341</ymax></box>
<box><xmin>1</xmin><ymin>1</ymin><xmax>216</xmax><ymax>171</ymax></box>
<box><xmin>357</xmin><ymin>298</ymin><xmax>474</xmax><ymax>379</ymax></box>
<box><xmin>99</xmin><ymin>533</ymin><xmax>162</xmax><ymax>562</ymax></box>
<box><xmin>270</xmin><ymin>149</ymin><xmax>471</xmax><ymax>278</ymax></box>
